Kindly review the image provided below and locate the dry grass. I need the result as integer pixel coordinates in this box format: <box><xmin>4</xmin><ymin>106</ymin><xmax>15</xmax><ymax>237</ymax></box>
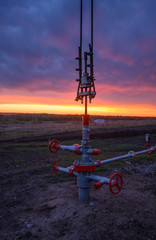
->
<box><xmin>0</xmin><ymin>114</ymin><xmax>156</xmax><ymax>141</ymax></box>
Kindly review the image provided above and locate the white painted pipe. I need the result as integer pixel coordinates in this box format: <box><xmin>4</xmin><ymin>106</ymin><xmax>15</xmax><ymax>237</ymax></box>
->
<box><xmin>60</xmin><ymin>145</ymin><xmax>78</xmax><ymax>152</ymax></box>
<box><xmin>87</xmin><ymin>174</ymin><xmax>110</xmax><ymax>184</ymax></box>
<box><xmin>135</xmin><ymin>147</ymin><xmax>155</xmax><ymax>155</ymax></box>
<box><xmin>60</xmin><ymin>144</ymin><xmax>101</xmax><ymax>155</ymax></box>
<box><xmin>96</xmin><ymin>146</ymin><xmax>155</xmax><ymax>166</ymax></box>
<box><xmin>97</xmin><ymin>154</ymin><xmax>129</xmax><ymax>165</ymax></box>
<box><xmin>57</xmin><ymin>166</ymin><xmax>77</xmax><ymax>176</ymax></box>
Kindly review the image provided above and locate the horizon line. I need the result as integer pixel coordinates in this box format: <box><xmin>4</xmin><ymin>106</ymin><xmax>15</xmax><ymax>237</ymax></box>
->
<box><xmin>0</xmin><ymin>103</ymin><xmax>156</xmax><ymax>118</ymax></box>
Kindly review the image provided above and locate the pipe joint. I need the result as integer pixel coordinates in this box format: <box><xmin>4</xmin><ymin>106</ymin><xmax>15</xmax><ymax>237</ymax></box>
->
<box><xmin>128</xmin><ymin>151</ymin><xmax>136</xmax><ymax>159</ymax></box>
<box><xmin>94</xmin><ymin>181</ymin><xmax>103</xmax><ymax>189</ymax></box>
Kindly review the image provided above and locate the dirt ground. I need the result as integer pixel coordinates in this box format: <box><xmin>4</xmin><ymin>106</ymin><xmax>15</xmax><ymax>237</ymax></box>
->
<box><xmin>0</xmin><ymin>127</ymin><xmax>156</xmax><ymax>240</ymax></box>
<box><xmin>1</xmin><ymin>166</ymin><xmax>156</xmax><ymax>240</ymax></box>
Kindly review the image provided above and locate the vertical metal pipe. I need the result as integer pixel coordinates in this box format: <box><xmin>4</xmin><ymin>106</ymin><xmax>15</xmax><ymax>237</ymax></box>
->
<box><xmin>80</xmin><ymin>0</ymin><xmax>82</xmax><ymax>54</ymax></box>
<box><xmin>80</xmin><ymin>0</ymin><xmax>83</xmax><ymax>101</ymax></box>
<box><xmin>85</xmin><ymin>95</ymin><xmax>87</xmax><ymax>115</ymax></box>
<box><xmin>91</xmin><ymin>0</ymin><xmax>93</xmax><ymax>49</ymax></box>
<box><xmin>79</xmin><ymin>188</ymin><xmax>90</xmax><ymax>203</ymax></box>
<box><xmin>80</xmin><ymin>0</ymin><xmax>82</xmax><ymax>49</ymax></box>
<box><xmin>90</xmin><ymin>0</ymin><xmax>94</xmax><ymax>86</ymax></box>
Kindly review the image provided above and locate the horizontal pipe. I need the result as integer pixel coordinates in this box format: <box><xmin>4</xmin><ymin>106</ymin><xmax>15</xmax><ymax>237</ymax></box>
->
<box><xmin>60</xmin><ymin>144</ymin><xmax>101</xmax><ymax>155</ymax></box>
<box><xmin>96</xmin><ymin>154</ymin><xmax>129</xmax><ymax>166</ymax></box>
<box><xmin>95</xmin><ymin>146</ymin><xmax>155</xmax><ymax>166</ymax></box>
<box><xmin>57</xmin><ymin>166</ymin><xmax>70</xmax><ymax>173</ymax></box>
<box><xmin>87</xmin><ymin>174</ymin><xmax>110</xmax><ymax>184</ymax></box>
<box><xmin>60</xmin><ymin>145</ymin><xmax>77</xmax><ymax>152</ymax></box>
<box><xmin>57</xmin><ymin>166</ymin><xmax>77</xmax><ymax>176</ymax></box>
<box><xmin>135</xmin><ymin>148</ymin><xmax>155</xmax><ymax>155</ymax></box>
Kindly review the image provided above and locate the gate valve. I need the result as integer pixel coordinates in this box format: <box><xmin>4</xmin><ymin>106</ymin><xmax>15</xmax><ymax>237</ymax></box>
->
<box><xmin>51</xmin><ymin>159</ymin><xmax>59</xmax><ymax>177</ymax></box>
<box><xmin>109</xmin><ymin>173</ymin><xmax>123</xmax><ymax>194</ymax></box>
<box><xmin>49</xmin><ymin>139</ymin><xmax>60</xmax><ymax>153</ymax></box>
<box><xmin>94</xmin><ymin>181</ymin><xmax>103</xmax><ymax>189</ymax></box>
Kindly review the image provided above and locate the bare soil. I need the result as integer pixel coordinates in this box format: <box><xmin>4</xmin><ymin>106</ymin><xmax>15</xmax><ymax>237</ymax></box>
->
<box><xmin>0</xmin><ymin>127</ymin><xmax>156</xmax><ymax>240</ymax></box>
<box><xmin>1</xmin><ymin>166</ymin><xmax>156</xmax><ymax>240</ymax></box>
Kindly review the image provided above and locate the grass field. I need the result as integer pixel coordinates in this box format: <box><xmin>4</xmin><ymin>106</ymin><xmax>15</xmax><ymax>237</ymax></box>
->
<box><xmin>0</xmin><ymin>113</ymin><xmax>156</xmax><ymax>176</ymax></box>
<box><xmin>0</xmin><ymin>113</ymin><xmax>156</xmax><ymax>141</ymax></box>
<box><xmin>0</xmin><ymin>113</ymin><xmax>156</xmax><ymax>240</ymax></box>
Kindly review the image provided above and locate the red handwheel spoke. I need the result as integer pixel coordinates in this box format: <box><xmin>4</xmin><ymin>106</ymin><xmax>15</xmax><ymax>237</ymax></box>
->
<box><xmin>116</xmin><ymin>183</ymin><xmax>121</xmax><ymax>190</ymax></box>
<box><xmin>112</xmin><ymin>180</ymin><xmax>117</xmax><ymax>187</ymax></box>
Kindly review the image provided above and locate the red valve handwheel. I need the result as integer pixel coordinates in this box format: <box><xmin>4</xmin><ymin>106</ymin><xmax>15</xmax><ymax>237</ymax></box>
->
<box><xmin>51</xmin><ymin>159</ymin><xmax>59</xmax><ymax>177</ymax></box>
<box><xmin>49</xmin><ymin>139</ymin><xmax>60</xmax><ymax>153</ymax></box>
<box><xmin>109</xmin><ymin>173</ymin><xmax>123</xmax><ymax>194</ymax></box>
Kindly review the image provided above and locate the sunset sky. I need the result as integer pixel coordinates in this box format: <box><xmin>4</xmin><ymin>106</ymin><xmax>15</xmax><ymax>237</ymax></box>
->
<box><xmin>0</xmin><ymin>0</ymin><xmax>156</xmax><ymax>116</ymax></box>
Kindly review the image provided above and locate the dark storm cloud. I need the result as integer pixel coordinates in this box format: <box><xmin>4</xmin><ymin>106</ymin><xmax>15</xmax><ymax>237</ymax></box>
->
<box><xmin>94</xmin><ymin>0</ymin><xmax>156</xmax><ymax>87</ymax></box>
<box><xmin>0</xmin><ymin>0</ymin><xmax>156</xmax><ymax>102</ymax></box>
<box><xmin>0</xmin><ymin>0</ymin><xmax>79</xmax><ymax>92</ymax></box>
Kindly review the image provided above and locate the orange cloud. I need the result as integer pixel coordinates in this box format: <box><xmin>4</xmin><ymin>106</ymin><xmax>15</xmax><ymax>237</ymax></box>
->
<box><xmin>0</xmin><ymin>86</ymin><xmax>156</xmax><ymax>117</ymax></box>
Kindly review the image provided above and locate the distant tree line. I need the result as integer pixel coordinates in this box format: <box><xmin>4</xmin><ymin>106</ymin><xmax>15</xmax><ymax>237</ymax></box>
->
<box><xmin>0</xmin><ymin>113</ymin><xmax>154</xmax><ymax>124</ymax></box>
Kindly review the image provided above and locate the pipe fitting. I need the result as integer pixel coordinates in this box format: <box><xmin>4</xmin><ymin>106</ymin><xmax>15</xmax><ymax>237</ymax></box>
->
<box><xmin>94</xmin><ymin>181</ymin><xmax>103</xmax><ymax>189</ymax></box>
<box><xmin>128</xmin><ymin>151</ymin><xmax>136</xmax><ymax>159</ymax></box>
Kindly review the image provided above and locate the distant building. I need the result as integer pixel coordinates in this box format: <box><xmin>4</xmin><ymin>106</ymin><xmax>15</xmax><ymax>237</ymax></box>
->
<box><xmin>93</xmin><ymin>119</ymin><xmax>105</xmax><ymax>123</ymax></box>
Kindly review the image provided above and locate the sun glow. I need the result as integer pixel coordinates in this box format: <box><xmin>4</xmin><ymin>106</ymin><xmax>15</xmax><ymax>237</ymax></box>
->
<box><xmin>0</xmin><ymin>103</ymin><xmax>156</xmax><ymax>117</ymax></box>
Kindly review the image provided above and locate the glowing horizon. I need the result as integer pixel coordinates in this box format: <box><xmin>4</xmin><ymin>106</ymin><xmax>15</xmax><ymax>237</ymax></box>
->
<box><xmin>0</xmin><ymin>1</ymin><xmax>156</xmax><ymax>118</ymax></box>
<box><xmin>0</xmin><ymin>103</ymin><xmax>156</xmax><ymax>117</ymax></box>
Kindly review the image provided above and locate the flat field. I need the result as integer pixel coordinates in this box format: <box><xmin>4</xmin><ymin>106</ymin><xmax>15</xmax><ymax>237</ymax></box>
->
<box><xmin>0</xmin><ymin>114</ymin><xmax>156</xmax><ymax>240</ymax></box>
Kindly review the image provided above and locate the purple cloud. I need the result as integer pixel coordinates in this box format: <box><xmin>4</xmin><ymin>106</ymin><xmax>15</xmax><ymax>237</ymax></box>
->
<box><xmin>0</xmin><ymin>0</ymin><xmax>156</xmax><ymax>106</ymax></box>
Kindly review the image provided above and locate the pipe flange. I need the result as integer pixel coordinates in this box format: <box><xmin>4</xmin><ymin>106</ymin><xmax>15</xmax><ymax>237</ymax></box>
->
<box><xmin>73</xmin><ymin>163</ymin><xmax>96</xmax><ymax>172</ymax></box>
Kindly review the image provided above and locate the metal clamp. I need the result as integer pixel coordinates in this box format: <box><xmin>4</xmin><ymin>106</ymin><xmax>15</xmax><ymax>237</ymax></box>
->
<box><xmin>128</xmin><ymin>150</ymin><xmax>136</xmax><ymax>159</ymax></box>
